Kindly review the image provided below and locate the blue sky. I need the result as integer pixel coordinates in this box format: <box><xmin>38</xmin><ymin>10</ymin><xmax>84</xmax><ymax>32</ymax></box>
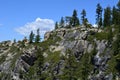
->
<box><xmin>0</xmin><ymin>0</ymin><xmax>118</xmax><ymax>42</ymax></box>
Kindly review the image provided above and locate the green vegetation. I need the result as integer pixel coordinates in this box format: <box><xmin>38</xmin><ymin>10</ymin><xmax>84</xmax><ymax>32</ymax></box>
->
<box><xmin>55</xmin><ymin>21</ymin><xmax>58</xmax><ymax>29</ymax></box>
<box><xmin>26</xmin><ymin>48</ymin><xmax>44</xmax><ymax>80</ymax></box>
<box><xmin>87</xmin><ymin>31</ymin><xmax>109</xmax><ymax>41</ymax></box>
<box><xmin>35</xmin><ymin>28</ymin><xmax>41</xmax><ymax>43</ymax></box>
<box><xmin>79</xmin><ymin>53</ymin><xmax>94</xmax><ymax>80</ymax></box>
<box><xmin>0</xmin><ymin>55</ymin><xmax>6</xmax><ymax>64</ymax></box>
<box><xmin>29</xmin><ymin>31</ymin><xmax>34</xmax><ymax>43</ymax></box>
<box><xmin>103</xmin><ymin>6</ymin><xmax>111</xmax><ymax>27</ymax></box>
<box><xmin>95</xmin><ymin>32</ymin><xmax>108</xmax><ymax>40</ymax></box>
<box><xmin>29</xmin><ymin>28</ymin><xmax>41</xmax><ymax>44</ymax></box>
<box><xmin>1</xmin><ymin>1</ymin><xmax>120</xmax><ymax>80</ymax></box>
<box><xmin>60</xmin><ymin>49</ymin><xmax>78</xmax><ymax>80</ymax></box>
<box><xmin>0</xmin><ymin>72</ymin><xmax>6</xmax><ymax>79</ymax></box>
<box><xmin>81</xmin><ymin>9</ymin><xmax>86</xmax><ymax>24</ymax></box>
<box><xmin>10</xmin><ymin>49</ymin><xmax>22</xmax><ymax>69</ymax></box>
<box><xmin>46</xmin><ymin>51</ymin><xmax>60</xmax><ymax>62</ymax></box>
<box><xmin>59</xmin><ymin>17</ymin><xmax>65</xmax><ymax>28</ymax></box>
<box><xmin>53</xmin><ymin>0</ymin><xmax>119</xmax><ymax>29</ymax></box>
<box><xmin>96</xmin><ymin>3</ymin><xmax>103</xmax><ymax>27</ymax></box>
<box><xmin>72</xmin><ymin>9</ymin><xmax>80</xmax><ymax>26</ymax></box>
<box><xmin>112</xmin><ymin>25</ymin><xmax>120</xmax><ymax>56</ymax></box>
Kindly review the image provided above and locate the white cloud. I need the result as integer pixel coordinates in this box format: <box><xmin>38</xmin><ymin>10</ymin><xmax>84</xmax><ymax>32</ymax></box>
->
<box><xmin>15</xmin><ymin>18</ymin><xmax>55</xmax><ymax>38</ymax></box>
<box><xmin>92</xmin><ymin>24</ymin><xmax>98</xmax><ymax>27</ymax></box>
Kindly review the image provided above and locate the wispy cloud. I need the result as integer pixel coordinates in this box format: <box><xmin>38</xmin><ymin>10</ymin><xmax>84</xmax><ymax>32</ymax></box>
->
<box><xmin>92</xmin><ymin>24</ymin><xmax>98</xmax><ymax>27</ymax></box>
<box><xmin>15</xmin><ymin>18</ymin><xmax>55</xmax><ymax>37</ymax></box>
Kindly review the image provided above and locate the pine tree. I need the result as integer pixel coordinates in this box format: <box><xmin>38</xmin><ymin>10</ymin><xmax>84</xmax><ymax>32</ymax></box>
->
<box><xmin>103</xmin><ymin>6</ymin><xmax>111</xmax><ymax>27</ymax></box>
<box><xmin>117</xmin><ymin>0</ymin><xmax>120</xmax><ymax>11</ymax></box>
<box><xmin>29</xmin><ymin>31</ymin><xmax>34</xmax><ymax>43</ymax></box>
<box><xmin>113</xmin><ymin>25</ymin><xmax>120</xmax><ymax>55</ymax></box>
<box><xmin>84</xmin><ymin>18</ymin><xmax>88</xmax><ymax>26</ymax></box>
<box><xmin>35</xmin><ymin>29</ymin><xmax>40</xmax><ymax>43</ymax></box>
<box><xmin>55</xmin><ymin>22</ymin><xmax>58</xmax><ymax>29</ymax></box>
<box><xmin>96</xmin><ymin>3</ymin><xmax>103</xmax><ymax>27</ymax></box>
<box><xmin>112</xmin><ymin>6</ymin><xmax>117</xmax><ymax>24</ymax></box>
<box><xmin>60</xmin><ymin>17</ymin><xmax>64</xmax><ymax>28</ymax></box>
<box><xmin>107</xmin><ymin>27</ymin><xmax>113</xmax><ymax>45</ymax></box>
<box><xmin>13</xmin><ymin>39</ymin><xmax>16</xmax><ymax>43</ymax></box>
<box><xmin>65</xmin><ymin>16</ymin><xmax>72</xmax><ymax>28</ymax></box>
<box><xmin>32</xmin><ymin>47</ymin><xmax>44</xmax><ymax>79</ymax></box>
<box><xmin>117</xmin><ymin>0</ymin><xmax>120</xmax><ymax>25</ymax></box>
<box><xmin>81</xmin><ymin>9</ymin><xmax>86</xmax><ymax>24</ymax></box>
<box><xmin>72</xmin><ymin>9</ymin><xmax>80</xmax><ymax>26</ymax></box>
<box><xmin>99</xmin><ymin>17</ymin><xmax>103</xmax><ymax>27</ymax></box>
<box><xmin>80</xmin><ymin>53</ymin><xmax>91</xmax><ymax>80</ymax></box>
<box><xmin>112</xmin><ymin>25</ymin><xmax>120</xmax><ymax>76</ymax></box>
<box><xmin>60</xmin><ymin>49</ymin><xmax>77</xmax><ymax>80</ymax></box>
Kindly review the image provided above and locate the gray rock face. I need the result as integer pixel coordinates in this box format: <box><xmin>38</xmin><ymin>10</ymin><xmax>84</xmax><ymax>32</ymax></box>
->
<box><xmin>0</xmin><ymin>27</ymin><xmax>118</xmax><ymax>80</ymax></box>
<box><xmin>44</xmin><ymin>27</ymin><xmax>115</xmax><ymax>80</ymax></box>
<box><xmin>96</xmin><ymin>40</ymin><xmax>107</xmax><ymax>54</ymax></box>
<box><xmin>0</xmin><ymin>40</ymin><xmax>12</xmax><ymax>46</ymax></box>
<box><xmin>0</xmin><ymin>61</ymin><xmax>11</xmax><ymax>72</ymax></box>
<box><xmin>44</xmin><ymin>31</ymin><xmax>51</xmax><ymax>40</ymax></box>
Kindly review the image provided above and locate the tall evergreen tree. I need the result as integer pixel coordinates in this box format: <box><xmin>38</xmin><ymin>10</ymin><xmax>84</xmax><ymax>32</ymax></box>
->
<box><xmin>80</xmin><ymin>53</ymin><xmax>91</xmax><ymax>80</ymax></box>
<box><xmin>103</xmin><ymin>6</ymin><xmax>111</xmax><ymax>27</ymax></box>
<box><xmin>65</xmin><ymin>16</ymin><xmax>73</xmax><ymax>28</ymax></box>
<box><xmin>81</xmin><ymin>9</ymin><xmax>86</xmax><ymax>24</ymax></box>
<box><xmin>60</xmin><ymin>17</ymin><xmax>64</xmax><ymax>28</ymax></box>
<box><xmin>99</xmin><ymin>17</ymin><xmax>103</xmax><ymax>27</ymax></box>
<box><xmin>55</xmin><ymin>22</ymin><xmax>58</xmax><ymax>29</ymax></box>
<box><xmin>112</xmin><ymin>6</ymin><xmax>117</xmax><ymax>24</ymax></box>
<box><xmin>29</xmin><ymin>31</ymin><xmax>34</xmax><ymax>43</ymax></box>
<box><xmin>82</xmin><ymin>18</ymin><xmax>88</xmax><ymax>26</ymax></box>
<box><xmin>117</xmin><ymin>0</ymin><xmax>120</xmax><ymax>25</ymax></box>
<box><xmin>96</xmin><ymin>3</ymin><xmax>103</xmax><ymax>27</ymax></box>
<box><xmin>72</xmin><ymin>9</ymin><xmax>80</xmax><ymax>26</ymax></box>
<box><xmin>117</xmin><ymin>0</ymin><xmax>120</xmax><ymax>11</ymax></box>
<box><xmin>36</xmin><ymin>48</ymin><xmax>44</xmax><ymax>78</ymax></box>
<box><xmin>60</xmin><ymin>49</ymin><xmax>77</xmax><ymax>80</ymax></box>
<box><xmin>35</xmin><ymin>29</ymin><xmax>40</xmax><ymax>43</ymax></box>
<box><xmin>13</xmin><ymin>39</ymin><xmax>16</xmax><ymax>43</ymax></box>
<box><xmin>107</xmin><ymin>27</ymin><xmax>113</xmax><ymax>45</ymax></box>
<box><xmin>113</xmin><ymin>25</ymin><xmax>120</xmax><ymax>56</ymax></box>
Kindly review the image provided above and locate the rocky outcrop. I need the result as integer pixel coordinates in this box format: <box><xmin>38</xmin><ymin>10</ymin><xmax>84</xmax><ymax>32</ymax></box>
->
<box><xmin>0</xmin><ymin>26</ymin><xmax>119</xmax><ymax>80</ymax></box>
<box><xmin>44</xmin><ymin>27</ymin><xmax>101</xmax><ymax>41</ymax></box>
<box><xmin>43</xmin><ymin>27</ymin><xmax>117</xmax><ymax>80</ymax></box>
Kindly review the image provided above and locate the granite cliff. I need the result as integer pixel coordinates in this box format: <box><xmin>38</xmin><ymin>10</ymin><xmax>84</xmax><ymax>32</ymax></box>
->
<box><xmin>0</xmin><ymin>25</ymin><xmax>120</xmax><ymax>80</ymax></box>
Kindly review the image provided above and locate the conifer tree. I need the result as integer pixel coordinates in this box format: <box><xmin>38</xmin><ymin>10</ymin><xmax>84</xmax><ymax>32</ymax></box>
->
<box><xmin>80</xmin><ymin>53</ymin><xmax>91</xmax><ymax>80</ymax></box>
<box><xmin>84</xmin><ymin>18</ymin><xmax>90</xmax><ymax>27</ymax></box>
<box><xmin>81</xmin><ymin>9</ymin><xmax>86</xmax><ymax>24</ymax></box>
<box><xmin>36</xmin><ymin>48</ymin><xmax>44</xmax><ymax>77</ymax></box>
<box><xmin>55</xmin><ymin>22</ymin><xmax>58</xmax><ymax>29</ymax></box>
<box><xmin>13</xmin><ymin>39</ymin><xmax>16</xmax><ymax>43</ymax></box>
<box><xmin>60</xmin><ymin>17</ymin><xmax>64</xmax><ymax>28</ymax></box>
<box><xmin>61</xmin><ymin>49</ymin><xmax>77</xmax><ymax>80</ymax></box>
<box><xmin>117</xmin><ymin>0</ymin><xmax>120</xmax><ymax>25</ymax></box>
<box><xmin>29</xmin><ymin>31</ymin><xmax>34</xmax><ymax>43</ymax></box>
<box><xmin>112</xmin><ymin>25</ymin><xmax>120</xmax><ymax>76</ymax></box>
<box><xmin>112</xmin><ymin>6</ymin><xmax>117</xmax><ymax>24</ymax></box>
<box><xmin>117</xmin><ymin>0</ymin><xmax>120</xmax><ymax>11</ymax></box>
<box><xmin>35</xmin><ymin>28</ymin><xmax>40</xmax><ymax>43</ymax></box>
<box><xmin>72</xmin><ymin>9</ymin><xmax>80</xmax><ymax>26</ymax></box>
<box><xmin>103</xmin><ymin>6</ymin><xmax>111</xmax><ymax>27</ymax></box>
<box><xmin>113</xmin><ymin>25</ymin><xmax>120</xmax><ymax>55</ymax></box>
<box><xmin>65</xmin><ymin>16</ymin><xmax>72</xmax><ymax>28</ymax></box>
<box><xmin>96</xmin><ymin>3</ymin><xmax>103</xmax><ymax>27</ymax></box>
<box><xmin>107</xmin><ymin>27</ymin><xmax>113</xmax><ymax>45</ymax></box>
<box><xmin>99</xmin><ymin>17</ymin><xmax>103</xmax><ymax>27</ymax></box>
